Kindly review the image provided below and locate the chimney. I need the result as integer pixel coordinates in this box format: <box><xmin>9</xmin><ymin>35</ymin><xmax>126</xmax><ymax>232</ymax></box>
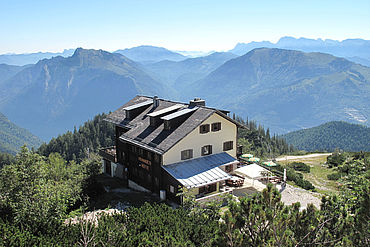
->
<box><xmin>153</xmin><ymin>96</ymin><xmax>159</xmax><ymax>108</ymax></box>
<box><xmin>189</xmin><ymin>98</ymin><xmax>205</xmax><ymax>108</ymax></box>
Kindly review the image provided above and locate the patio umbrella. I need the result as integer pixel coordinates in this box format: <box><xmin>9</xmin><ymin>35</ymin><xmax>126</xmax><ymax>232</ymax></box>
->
<box><xmin>248</xmin><ymin>157</ymin><xmax>260</xmax><ymax>162</ymax></box>
<box><xmin>241</xmin><ymin>154</ymin><xmax>253</xmax><ymax>158</ymax></box>
<box><xmin>263</xmin><ymin>161</ymin><xmax>277</xmax><ymax>167</ymax></box>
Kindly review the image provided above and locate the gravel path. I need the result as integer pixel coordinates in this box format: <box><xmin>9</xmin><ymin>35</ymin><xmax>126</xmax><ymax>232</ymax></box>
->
<box><xmin>276</xmin><ymin>153</ymin><xmax>332</xmax><ymax>162</ymax></box>
<box><xmin>280</xmin><ymin>184</ymin><xmax>322</xmax><ymax>209</ymax></box>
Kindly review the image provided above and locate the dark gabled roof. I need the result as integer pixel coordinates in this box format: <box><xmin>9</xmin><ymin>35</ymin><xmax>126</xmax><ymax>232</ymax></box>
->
<box><xmin>105</xmin><ymin>95</ymin><xmax>243</xmax><ymax>154</ymax></box>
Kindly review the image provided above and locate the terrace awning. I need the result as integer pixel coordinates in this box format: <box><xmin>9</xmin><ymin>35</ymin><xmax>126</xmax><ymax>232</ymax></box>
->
<box><xmin>234</xmin><ymin>163</ymin><xmax>269</xmax><ymax>179</ymax></box>
<box><xmin>263</xmin><ymin>161</ymin><xmax>277</xmax><ymax>167</ymax></box>
<box><xmin>241</xmin><ymin>153</ymin><xmax>253</xmax><ymax>158</ymax></box>
<box><xmin>249</xmin><ymin>157</ymin><xmax>260</xmax><ymax>162</ymax></box>
<box><xmin>163</xmin><ymin>152</ymin><xmax>236</xmax><ymax>188</ymax></box>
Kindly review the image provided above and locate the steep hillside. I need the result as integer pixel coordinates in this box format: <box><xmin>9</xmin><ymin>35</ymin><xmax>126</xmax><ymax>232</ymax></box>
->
<box><xmin>282</xmin><ymin>121</ymin><xmax>370</xmax><ymax>151</ymax></box>
<box><xmin>144</xmin><ymin>52</ymin><xmax>238</xmax><ymax>88</ymax></box>
<box><xmin>0</xmin><ymin>49</ymin><xmax>75</xmax><ymax>66</ymax></box>
<box><xmin>0</xmin><ymin>112</ymin><xmax>42</xmax><ymax>154</ymax></box>
<box><xmin>0</xmin><ymin>48</ymin><xmax>168</xmax><ymax>140</ymax></box>
<box><xmin>230</xmin><ymin>37</ymin><xmax>370</xmax><ymax>67</ymax></box>
<box><xmin>0</xmin><ymin>64</ymin><xmax>30</xmax><ymax>85</ymax></box>
<box><xmin>115</xmin><ymin>45</ymin><xmax>186</xmax><ymax>63</ymax></box>
<box><xmin>190</xmin><ymin>48</ymin><xmax>370</xmax><ymax>133</ymax></box>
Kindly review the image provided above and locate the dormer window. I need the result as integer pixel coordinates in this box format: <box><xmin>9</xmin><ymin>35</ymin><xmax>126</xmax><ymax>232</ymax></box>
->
<box><xmin>200</xmin><ymin>124</ymin><xmax>210</xmax><ymax>134</ymax></box>
<box><xmin>211</xmin><ymin>122</ymin><xmax>221</xmax><ymax>132</ymax></box>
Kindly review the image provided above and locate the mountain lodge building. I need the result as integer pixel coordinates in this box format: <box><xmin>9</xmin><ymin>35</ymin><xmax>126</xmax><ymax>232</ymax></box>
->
<box><xmin>99</xmin><ymin>95</ymin><xmax>244</xmax><ymax>204</ymax></box>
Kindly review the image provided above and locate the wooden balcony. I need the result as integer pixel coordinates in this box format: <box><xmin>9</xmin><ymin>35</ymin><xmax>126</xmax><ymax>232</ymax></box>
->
<box><xmin>99</xmin><ymin>146</ymin><xmax>117</xmax><ymax>163</ymax></box>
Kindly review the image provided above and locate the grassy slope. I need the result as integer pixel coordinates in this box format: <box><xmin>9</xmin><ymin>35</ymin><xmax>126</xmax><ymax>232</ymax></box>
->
<box><xmin>278</xmin><ymin>154</ymin><xmax>338</xmax><ymax>194</ymax></box>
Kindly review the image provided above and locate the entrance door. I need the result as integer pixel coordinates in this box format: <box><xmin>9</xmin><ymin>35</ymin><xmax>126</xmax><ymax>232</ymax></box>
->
<box><xmin>105</xmin><ymin>160</ymin><xmax>111</xmax><ymax>176</ymax></box>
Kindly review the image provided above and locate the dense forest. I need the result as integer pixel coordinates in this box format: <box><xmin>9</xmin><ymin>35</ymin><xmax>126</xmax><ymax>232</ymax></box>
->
<box><xmin>235</xmin><ymin>115</ymin><xmax>295</xmax><ymax>158</ymax></box>
<box><xmin>37</xmin><ymin>112</ymin><xmax>294</xmax><ymax>163</ymax></box>
<box><xmin>0</xmin><ymin>152</ymin><xmax>15</xmax><ymax>170</ymax></box>
<box><xmin>0</xmin><ymin>149</ymin><xmax>368</xmax><ymax>246</ymax></box>
<box><xmin>38</xmin><ymin>113</ymin><xmax>115</xmax><ymax>162</ymax></box>
<box><xmin>282</xmin><ymin>121</ymin><xmax>370</xmax><ymax>152</ymax></box>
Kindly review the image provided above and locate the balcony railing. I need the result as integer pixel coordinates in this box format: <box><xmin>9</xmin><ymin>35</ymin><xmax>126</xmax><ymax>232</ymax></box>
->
<box><xmin>99</xmin><ymin>146</ymin><xmax>117</xmax><ymax>163</ymax></box>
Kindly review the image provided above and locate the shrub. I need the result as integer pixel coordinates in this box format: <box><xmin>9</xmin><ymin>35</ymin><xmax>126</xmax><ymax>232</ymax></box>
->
<box><xmin>327</xmin><ymin>153</ymin><xmax>346</xmax><ymax>168</ymax></box>
<box><xmin>327</xmin><ymin>173</ymin><xmax>342</xmax><ymax>181</ymax></box>
<box><xmin>295</xmin><ymin>178</ymin><xmax>315</xmax><ymax>190</ymax></box>
<box><xmin>289</xmin><ymin>162</ymin><xmax>310</xmax><ymax>173</ymax></box>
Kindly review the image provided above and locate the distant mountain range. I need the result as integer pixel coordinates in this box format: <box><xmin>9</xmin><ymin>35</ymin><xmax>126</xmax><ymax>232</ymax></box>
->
<box><xmin>0</xmin><ymin>48</ymin><xmax>169</xmax><ymax>140</ymax></box>
<box><xmin>3</xmin><ymin>37</ymin><xmax>370</xmax><ymax>67</ymax></box>
<box><xmin>143</xmin><ymin>52</ymin><xmax>238</xmax><ymax>87</ymax></box>
<box><xmin>230</xmin><ymin>37</ymin><xmax>370</xmax><ymax>67</ymax></box>
<box><xmin>0</xmin><ymin>49</ymin><xmax>75</xmax><ymax>66</ymax></box>
<box><xmin>282</xmin><ymin>121</ymin><xmax>370</xmax><ymax>151</ymax></box>
<box><xmin>115</xmin><ymin>45</ymin><xmax>186</xmax><ymax>63</ymax></box>
<box><xmin>189</xmin><ymin>48</ymin><xmax>370</xmax><ymax>133</ymax></box>
<box><xmin>0</xmin><ymin>112</ymin><xmax>42</xmax><ymax>154</ymax></box>
<box><xmin>0</xmin><ymin>43</ymin><xmax>369</xmax><ymax>141</ymax></box>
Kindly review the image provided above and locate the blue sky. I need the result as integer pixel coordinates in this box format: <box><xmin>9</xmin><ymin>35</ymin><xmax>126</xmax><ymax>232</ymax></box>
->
<box><xmin>1</xmin><ymin>0</ymin><xmax>369</xmax><ymax>53</ymax></box>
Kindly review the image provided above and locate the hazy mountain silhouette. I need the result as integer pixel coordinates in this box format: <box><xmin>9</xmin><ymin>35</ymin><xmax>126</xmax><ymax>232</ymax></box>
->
<box><xmin>189</xmin><ymin>48</ymin><xmax>370</xmax><ymax>133</ymax></box>
<box><xmin>143</xmin><ymin>52</ymin><xmax>238</xmax><ymax>88</ymax></box>
<box><xmin>230</xmin><ymin>37</ymin><xmax>370</xmax><ymax>67</ymax></box>
<box><xmin>0</xmin><ymin>64</ymin><xmax>31</xmax><ymax>85</ymax></box>
<box><xmin>115</xmin><ymin>45</ymin><xmax>186</xmax><ymax>63</ymax></box>
<box><xmin>0</xmin><ymin>49</ymin><xmax>75</xmax><ymax>66</ymax></box>
<box><xmin>0</xmin><ymin>48</ymin><xmax>168</xmax><ymax>140</ymax></box>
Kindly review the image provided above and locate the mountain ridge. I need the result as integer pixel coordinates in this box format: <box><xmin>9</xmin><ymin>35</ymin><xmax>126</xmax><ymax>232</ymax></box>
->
<box><xmin>0</xmin><ymin>49</ymin><xmax>75</xmax><ymax>66</ymax></box>
<box><xmin>143</xmin><ymin>51</ymin><xmax>238</xmax><ymax>88</ymax></box>
<box><xmin>189</xmin><ymin>48</ymin><xmax>370</xmax><ymax>133</ymax></box>
<box><xmin>115</xmin><ymin>45</ymin><xmax>186</xmax><ymax>63</ymax></box>
<box><xmin>230</xmin><ymin>37</ymin><xmax>370</xmax><ymax>67</ymax></box>
<box><xmin>0</xmin><ymin>48</ymin><xmax>168</xmax><ymax>140</ymax></box>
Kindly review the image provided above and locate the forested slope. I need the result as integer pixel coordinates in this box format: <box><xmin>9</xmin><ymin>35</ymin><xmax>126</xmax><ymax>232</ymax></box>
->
<box><xmin>236</xmin><ymin>116</ymin><xmax>295</xmax><ymax>157</ymax></box>
<box><xmin>38</xmin><ymin>113</ymin><xmax>115</xmax><ymax>162</ymax></box>
<box><xmin>0</xmin><ymin>112</ymin><xmax>42</xmax><ymax>154</ymax></box>
<box><xmin>282</xmin><ymin>121</ymin><xmax>370</xmax><ymax>151</ymax></box>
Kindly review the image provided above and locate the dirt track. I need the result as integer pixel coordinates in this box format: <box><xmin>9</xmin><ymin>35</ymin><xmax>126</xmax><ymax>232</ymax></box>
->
<box><xmin>276</xmin><ymin>153</ymin><xmax>332</xmax><ymax>162</ymax></box>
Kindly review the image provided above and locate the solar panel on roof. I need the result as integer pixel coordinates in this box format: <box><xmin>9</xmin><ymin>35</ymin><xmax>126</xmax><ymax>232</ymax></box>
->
<box><xmin>123</xmin><ymin>100</ymin><xmax>152</xmax><ymax>111</ymax></box>
<box><xmin>147</xmin><ymin>104</ymin><xmax>184</xmax><ymax>117</ymax></box>
<box><xmin>160</xmin><ymin>107</ymin><xmax>198</xmax><ymax>121</ymax></box>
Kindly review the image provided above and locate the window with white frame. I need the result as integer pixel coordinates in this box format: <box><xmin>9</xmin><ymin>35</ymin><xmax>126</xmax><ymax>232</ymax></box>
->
<box><xmin>201</xmin><ymin>145</ymin><xmax>212</xmax><ymax>156</ymax></box>
<box><xmin>181</xmin><ymin>149</ymin><xmax>193</xmax><ymax>160</ymax></box>
<box><xmin>223</xmin><ymin>141</ymin><xmax>233</xmax><ymax>151</ymax></box>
